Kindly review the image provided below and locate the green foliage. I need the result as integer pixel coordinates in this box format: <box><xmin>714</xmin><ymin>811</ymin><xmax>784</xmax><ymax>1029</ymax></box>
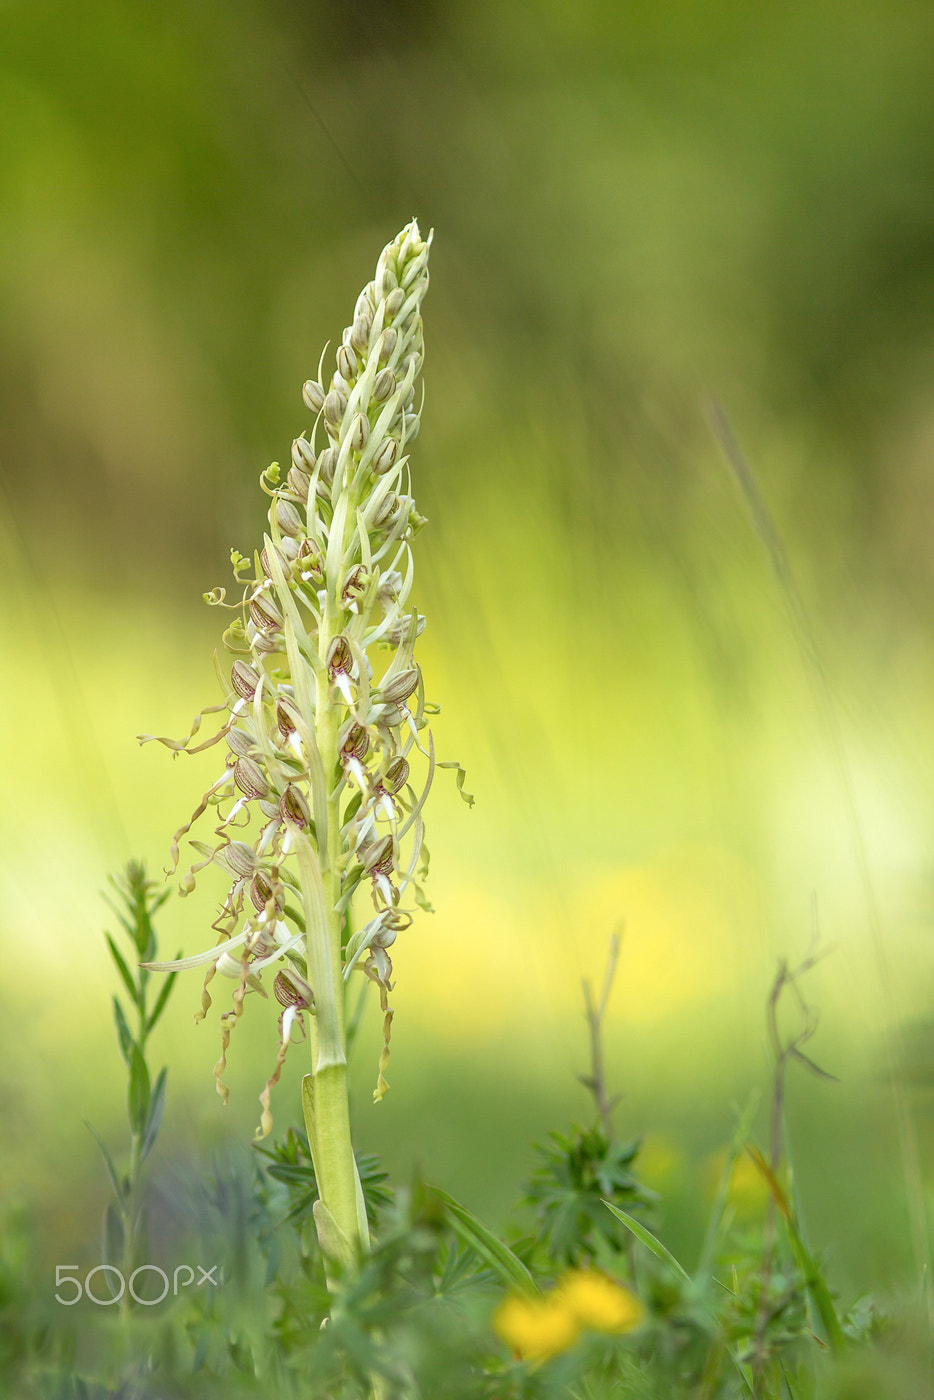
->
<box><xmin>254</xmin><ymin>1126</ymin><xmax>393</xmax><ymax>1232</ymax></box>
<box><xmin>524</xmin><ymin>1125</ymin><xmax>656</xmax><ymax>1267</ymax></box>
<box><xmin>5</xmin><ymin>883</ymin><xmax>908</xmax><ymax>1399</ymax></box>
<box><xmin>88</xmin><ymin>862</ymin><xmax>180</xmax><ymax>1309</ymax></box>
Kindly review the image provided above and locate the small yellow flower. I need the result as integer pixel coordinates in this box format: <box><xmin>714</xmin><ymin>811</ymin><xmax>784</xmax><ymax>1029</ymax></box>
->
<box><xmin>555</xmin><ymin>1269</ymin><xmax>643</xmax><ymax>1334</ymax></box>
<box><xmin>492</xmin><ymin>1294</ymin><xmax>581</xmax><ymax>1361</ymax></box>
<box><xmin>493</xmin><ymin>1272</ymin><xmax>642</xmax><ymax>1362</ymax></box>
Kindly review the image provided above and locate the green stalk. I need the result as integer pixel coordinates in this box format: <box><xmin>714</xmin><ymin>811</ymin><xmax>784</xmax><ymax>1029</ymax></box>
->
<box><xmin>298</xmin><ymin>655</ymin><xmax>362</xmax><ymax>1264</ymax></box>
<box><xmin>119</xmin><ymin>1129</ymin><xmax>142</xmax><ymax>1323</ymax></box>
<box><xmin>120</xmin><ymin>980</ymin><xmax>148</xmax><ymax>1321</ymax></box>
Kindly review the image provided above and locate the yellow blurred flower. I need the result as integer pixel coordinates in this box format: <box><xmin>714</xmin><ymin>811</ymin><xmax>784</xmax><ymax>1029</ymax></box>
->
<box><xmin>706</xmin><ymin>1147</ymin><xmax>770</xmax><ymax>1219</ymax></box>
<box><xmin>636</xmin><ymin>1132</ymin><xmax>681</xmax><ymax>1190</ymax></box>
<box><xmin>493</xmin><ymin>1294</ymin><xmax>580</xmax><ymax>1360</ymax></box>
<box><xmin>493</xmin><ymin>1271</ymin><xmax>642</xmax><ymax>1362</ymax></box>
<box><xmin>556</xmin><ymin>1269</ymin><xmax>643</xmax><ymax>1334</ymax></box>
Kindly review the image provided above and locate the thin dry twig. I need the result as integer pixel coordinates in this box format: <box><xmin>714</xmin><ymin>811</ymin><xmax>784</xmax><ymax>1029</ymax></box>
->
<box><xmin>579</xmin><ymin>927</ymin><xmax>624</xmax><ymax>1138</ymax></box>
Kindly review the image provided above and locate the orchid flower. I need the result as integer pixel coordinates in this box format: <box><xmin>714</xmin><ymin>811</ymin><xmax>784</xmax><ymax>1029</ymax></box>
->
<box><xmin>139</xmin><ymin>223</ymin><xmax>471</xmax><ymax>1268</ymax></box>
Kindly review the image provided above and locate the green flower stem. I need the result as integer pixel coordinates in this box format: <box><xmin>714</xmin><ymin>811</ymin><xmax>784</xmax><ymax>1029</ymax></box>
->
<box><xmin>119</xmin><ymin>1129</ymin><xmax>142</xmax><ymax>1323</ymax></box>
<box><xmin>300</xmin><ymin>647</ymin><xmax>361</xmax><ymax>1262</ymax></box>
<box><xmin>119</xmin><ymin>978</ymin><xmax>148</xmax><ymax>1321</ymax></box>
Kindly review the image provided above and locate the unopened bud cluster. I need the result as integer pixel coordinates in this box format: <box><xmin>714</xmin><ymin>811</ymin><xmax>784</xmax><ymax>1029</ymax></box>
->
<box><xmin>141</xmin><ymin>223</ymin><xmax>469</xmax><ymax>1132</ymax></box>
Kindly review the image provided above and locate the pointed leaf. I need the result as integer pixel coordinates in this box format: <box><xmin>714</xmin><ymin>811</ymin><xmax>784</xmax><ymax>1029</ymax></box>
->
<box><xmin>744</xmin><ymin>1148</ymin><xmax>846</xmax><ymax>1353</ymax></box>
<box><xmin>112</xmin><ymin>996</ymin><xmax>134</xmax><ymax>1066</ymax></box>
<box><xmin>105</xmin><ymin>933</ymin><xmax>138</xmax><ymax>1005</ymax></box>
<box><xmin>140</xmin><ymin>1067</ymin><xmax>167</xmax><ymax>1161</ymax></box>
<box><xmin>103</xmin><ymin>1202</ymin><xmax>125</xmax><ymax>1269</ymax></box>
<box><xmin>429</xmin><ymin>1186</ymin><xmax>540</xmax><ymax>1296</ymax></box>
<box><xmin>146</xmin><ymin>964</ymin><xmax>180</xmax><ymax>1035</ymax></box>
<box><xmin>745</xmin><ymin>1145</ymin><xmax>792</xmax><ymax>1221</ymax></box>
<box><xmin>789</xmin><ymin>1046</ymin><xmax>839</xmax><ymax>1082</ymax></box>
<box><xmin>128</xmin><ymin>1045</ymin><xmax>151</xmax><ymax>1136</ymax></box>
<box><xmin>603</xmin><ymin>1202</ymin><xmax>693</xmax><ymax>1285</ymax></box>
<box><xmin>85</xmin><ymin>1120</ymin><xmax>123</xmax><ymax>1203</ymax></box>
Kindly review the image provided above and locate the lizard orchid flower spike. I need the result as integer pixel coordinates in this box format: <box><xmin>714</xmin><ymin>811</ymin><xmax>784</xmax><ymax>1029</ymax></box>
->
<box><xmin>139</xmin><ymin>223</ymin><xmax>471</xmax><ymax>1267</ymax></box>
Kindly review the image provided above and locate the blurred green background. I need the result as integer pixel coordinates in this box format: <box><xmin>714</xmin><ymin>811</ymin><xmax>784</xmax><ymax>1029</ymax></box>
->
<box><xmin>3</xmin><ymin>0</ymin><xmax>934</xmax><ymax>1314</ymax></box>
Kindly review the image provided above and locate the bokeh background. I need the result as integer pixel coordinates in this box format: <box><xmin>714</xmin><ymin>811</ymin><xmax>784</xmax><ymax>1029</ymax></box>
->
<box><xmin>3</xmin><ymin>0</ymin><xmax>934</xmax><ymax>1312</ymax></box>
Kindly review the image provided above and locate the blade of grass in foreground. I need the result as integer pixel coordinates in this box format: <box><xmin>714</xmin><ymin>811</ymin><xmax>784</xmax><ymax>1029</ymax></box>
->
<box><xmin>428</xmin><ymin>1186</ymin><xmax>540</xmax><ymax>1296</ymax></box>
<box><xmin>745</xmin><ymin>1144</ymin><xmax>846</xmax><ymax>1354</ymax></box>
<box><xmin>603</xmin><ymin>1202</ymin><xmax>692</xmax><ymax>1285</ymax></box>
<box><xmin>605</xmin><ymin>1200</ymin><xmax>757</xmax><ymax>1396</ymax></box>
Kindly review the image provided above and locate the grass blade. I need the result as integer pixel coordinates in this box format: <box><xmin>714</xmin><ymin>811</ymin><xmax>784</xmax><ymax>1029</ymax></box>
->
<box><xmin>105</xmin><ymin>933</ymin><xmax>138</xmax><ymax>1004</ymax></box>
<box><xmin>140</xmin><ymin>1066</ymin><xmax>168</xmax><ymax>1161</ymax></box>
<box><xmin>146</xmin><ymin>963</ymin><xmax>180</xmax><ymax>1035</ymax></box>
<box><xmin>603</xmin><ymin>1202</ymin><xmax>692</xmax><ymax>1285</ymax></box>
<box><xmin>85</xmin><ymin>1120</ymin><xmax>123</xmax><ymax>1203</ymax></box>
<box><xmin>429</xmin><ymin>1186</ymin><xmax>540</xmax><ymax>1296</ymax></box>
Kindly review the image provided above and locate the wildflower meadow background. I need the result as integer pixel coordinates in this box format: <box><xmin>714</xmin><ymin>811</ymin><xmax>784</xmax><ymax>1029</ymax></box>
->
<box><xmin>3</xmin><ymin>0</ymin><xmax>934</xmax><ymax>1388</ymax></box>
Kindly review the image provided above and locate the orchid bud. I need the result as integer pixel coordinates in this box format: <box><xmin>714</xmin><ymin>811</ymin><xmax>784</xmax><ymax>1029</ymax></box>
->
<box><xmin>327</xmin><ymin>635</ymin><xmax>352</xmax><ymax>677</ymax></box>
<box><xmin>231</xmin><ymin>660</ymin><xmax>260</xmax><ymax>699</ymax></box>
<box><xmin>223</xmin><ymin>841</ymin><xmax>259</xmax><ymax>878</ymax></box>
<box><xmin>291</xmin><ymin>437</ymin><xmax>317</xmax><ymax>471</ymax></box>
<box><xmin>372</xmin><ymin>368</ymin><xmax>395</xmax><ymax>403</ymax></box>
<box><xmin>349</xmin><ymin>413</ymin><xmax>370</xmax><ymax>453</ymax></box>
<box><xmin>340</xmin><ymin>720</ymin><xmax>370</xmax><ymax>761</ymax></box>
<box><xmin>274</xmin><ymin>499</ymin><xmax>304</xmax><ymax>538</ymax></box>
<box><xmin>349</xmin><ymin>315</ymin><xmax>371</xmax><ymax>352</ymax></box>
<box><xmin>286</xmin><ymin>466</ymin><xmax>311</xmax><ymax>504</ymax></box>
<box><xmin>372</xmin><ymin>491</ymin><xmax>399</xmax><ymax>527</ymax></box>
<box><xmin>249</xmin><ymin>592</ymin><xmax>283</xmax><ymax>633</ymax></box>
<box><xmin>381</xmin><ymin>756</ymin><xmax>410</xmax><ymax>794</ymax></box>
<box><xmin>361</xmin><ymin>835</ymin><xmax>394</xmax><ymax>875</ymax></box>
<box><xmin>302</xmin><ymin>379</ymin><xmax>326</xmax><ymax>413</ymax></box>
<box><xmin>226</xmin><ymin>726</ymin><xmax>254</xmax><ymax>758</ymax></box>
<box><xmin>336</xmin><ymin>344</ymin><xmax>357</xmax><ymax>381</ymax></box>
<box><xmin>376</xmin><ymin>266</ymin><xmax>398</xmax><ymax>301</ymax></box>
<box><xmin>323</xmin><ymin>388</ymin><xmax>347</xmax><ymax>428</ymax></box>
<box><xmin>379</xmin><ymin>668</ymin><xmax>419</xmax><ymax>705</ymax></box>
<box><xmin>234</xmin><ymin>756</ymin><xmax>270</xmax><ymax>800</ymax></box>
<box><xmin>279</xmin><ymin>784</ymin><xmax>310</xmax><ymax>827</ymax></box>
<box><xmin>384</xmin><ymin>287</ymin><xmax>406</xmax><ymax>318</ymax></box>
<box><xmin>377</xmin><ymin>327</ymin><xmax>397</xmax><ymax>364</ymax></box>
<box><xmin>274</xmin><ymin>969</ymin><xmax>314</xmax><ymax>1009</ymax></box>
<box><xmin>372</xmin><ymin>439</ymin><xmax>398</xmax><ymax>476</ymax></box>
<box><xmin>316</xmin><ymin>447</ymin><xmax>338</xmax><ymax>483</ymax></box>
<box><xmin>261</xmin><ymin>542</ymin><xmax>288</xmax><ymax>579</ymax></box>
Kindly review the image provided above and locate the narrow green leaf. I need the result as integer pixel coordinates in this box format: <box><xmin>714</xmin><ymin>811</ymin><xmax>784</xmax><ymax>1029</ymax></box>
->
<box><xmin>743</xmin><ymin>1145</ymin><xmax>846</xmax><ymax>1353</ymax></box>
<box><xmin>128</xmin><ymin>1045</ymin><xmax>151</xmax><ymax>1136</ymax></box>
<box><xmin>85</xmin><ymin>1120</ymin><xmax>123</xmax><ymax>1203</ymax></box>
<box><xmin>112</xmin><ymin>996</ymin><xmax>134</xmax><ymax>1066</ymax></box>
<box><xmin>696</xmin><ymin>1091</ymin><xmax>761</xmax><ymax>1282</ymax></box>
<box><xmin>603</xmin><ymin>1202</ymin><xmax>693</xmax><ymax>1285</ymax></box>
<box><xmin>429</xmin><ymin>1186</ymin><xmax>540</xmax><ymax>1296</ymax></box>
<box><xmin>105</xmin><ymin>933</ymin><xmax>138</xmax><ymax>1005</ymax></box>
<box><xmin>783</xmin><ymin>1209</ymin><xmax>846</xmax><ymax>1354</ymax></box>
<box><xmin>103</xmin><ymin>1202</ymin><xmax>125</xmax><ymax>1269</ymax></box>
<box><xmin>140</xmin><ymin>1067</ymin><xmax>167</xmax><ymax>1161</ymax></box>
<box><xmin>146</xmin><ymin>964</ymin><xmax>180</xmax><ymax>1035</ymax></box>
